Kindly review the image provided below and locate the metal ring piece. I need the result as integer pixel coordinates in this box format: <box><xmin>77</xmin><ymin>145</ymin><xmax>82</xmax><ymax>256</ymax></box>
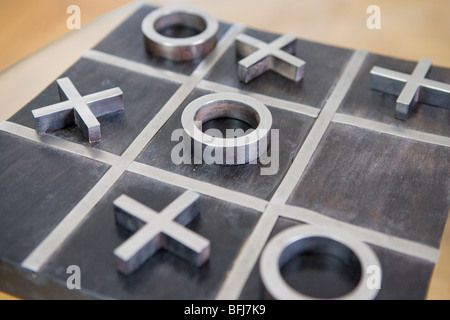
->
<box><xmin>260</xmin><ymin>225</ymin><xmax>382</xmax><ymax>300</ymax></box>
<box><xmin>142</xmin><ymin>6</ymin><xmax>219</xmax><ymax>61</ymax></box>
<box><xmin>181</xmin><ymin>93</ymin><xmax>273</xmax><ymax>165</ymax></box>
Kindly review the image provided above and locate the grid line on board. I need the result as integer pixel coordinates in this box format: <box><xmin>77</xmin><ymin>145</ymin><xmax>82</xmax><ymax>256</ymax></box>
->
<box><xmin>0</xmin><ymin>121</ymin><xmax>269</xmax><ymax>213</ymax></box>
<box><xmin>20</xmin><ymin>23</ymin><xmax>247</xmax><ymax>273</ymax></box>
<box><xmin>127</xmin><ymin>162</ymin><xmax>269</xmax><ymax>212</ymax></box>
<box><xmin>281</xmin><ymin>204</ymin><xmax>440</xmax><ymax>263</ymax></box>
<box><xmin>215</xmin><ymin>48</ymin><xmax>370</xmax><ymax>300</ymax></box>
<box><xmin>0</xmin><ymin>120</ymin><xmax>441</xmax><ymax>264</ymax></box>
<box><xmin>83</xmin><ymin>50</ymin><xmax>190</xmax><ymax>85</ymax></box>
<box><xmin>83</xmin><ymin>50</ymin><xmax>320</xmax><ymax>118</ymax></box>
<box><xmin>197</xmin><ymin>80</ymin><xmax>320</xmax><ymax>117</ymax></box>
<box><xmin>1</xmin><ymin>21</ymin><xmax>446</xmax><ymax>297</ymax></box>
<box><xmin>333</xmin><ymin>113</ymin><xmax>450</xmax><ymax>147</ymax></box>
<box><xmin>83</xmin><ymin>48</ymin><xmax>449</xmax><ymax>147</ymax></box>
<box><xmin>0</xmin><ymin>121</ymin><xmax>121</xmax><ymax>166</ymax></box>
<box><xmin>0</xmin><ymin>42</ymin><xmax>445</xmax><ymax>272</ymax></box>
<box><xmin>1</xmin><ymin>42</ymin><xmax>444</xmax><ymax>276</ymax></box>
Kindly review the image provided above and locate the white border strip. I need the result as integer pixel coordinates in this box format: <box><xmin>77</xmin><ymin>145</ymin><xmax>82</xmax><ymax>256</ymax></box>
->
<box><xmin>83</xmin><ymin>50</ymin><xmax>189</xmax><ymax>84</ymax></box>
<box><xmin>282</xmin><ymin>205</ymin><xmax>440</xmax><ymax>263</ymax></box>
<box><xmin>128</xmin><ymin>162</ymin><xmax>268</xmax><ymax>212</ymax></box>
<box><xmin>198</xmin><ymin>80</ymin><xmax>320</xmax><ymax>118</ymax></box>
<box><xmin>333</xmin><ymin>113</ymin><xmax>450</xmax><ymax>148</ymax></box>
<box><xmin>0</xmin><ymin>121</ymin><xmax>120</xmax><ymax>166</ymax></box>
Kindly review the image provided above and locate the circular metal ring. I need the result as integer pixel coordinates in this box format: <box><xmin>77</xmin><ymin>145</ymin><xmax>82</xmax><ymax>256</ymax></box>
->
<box><xmin>141</xmin><ymin>6</ymin><xmax>219</xmax><ymax>61</ymax></box>
<box><xmin>181</xmin><ymin>93</ymin><xmax>273</xmax><ymax>165</ymax></box>
<box><xmin>260</xmin><ymin>225</ymin><xmax>382</xmax><ymax>300</ymax></box>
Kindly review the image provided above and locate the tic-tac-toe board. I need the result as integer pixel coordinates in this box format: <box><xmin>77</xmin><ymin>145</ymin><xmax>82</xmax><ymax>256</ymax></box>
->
<box><xmin>0</xmin><ymin>5</ymin><xmax>449</xmax><ymax>300</ymax></box>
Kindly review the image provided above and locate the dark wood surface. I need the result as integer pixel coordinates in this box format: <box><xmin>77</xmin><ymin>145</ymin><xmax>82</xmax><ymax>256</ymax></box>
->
<box><xmin>0</xmin><ymin>132</ymin><xmax>109</xmax><ymax>262</ymax></box>
<box><xmin>288</xmin><ymin>123</ymin><xmax>449</xmax><ymax>248</ymax></box>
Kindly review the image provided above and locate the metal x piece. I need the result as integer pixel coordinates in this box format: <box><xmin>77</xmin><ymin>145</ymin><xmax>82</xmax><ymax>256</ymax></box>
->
<box><xmin>31</xmin><ymin>77</ymin><xmax>124</xmax><ymax>143</ymax></box>
<box><xmin>370</xmin><ymin>58</ymin><xmax>450</xmax><ymax>120</ymax></box>
<box><xmin>236</xmin><ymin>33</ymin><xmax>305</xmax><ymax>83</ymax></box>
<box><xmin>113</xmin><ymin>191</ymin><xmax>210</xmax><ymax>275</ymax></box>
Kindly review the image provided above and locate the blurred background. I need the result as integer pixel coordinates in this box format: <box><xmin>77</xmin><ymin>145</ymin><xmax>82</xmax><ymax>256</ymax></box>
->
<box><xmin>0</xmin><ymin>0</ymin><xmax>449</xmax><ymax>72</ymax></box>
<box><xmin>0</xmin><ymin>0</ymin><xmax>448</xmax><ymax>300</ymax></box>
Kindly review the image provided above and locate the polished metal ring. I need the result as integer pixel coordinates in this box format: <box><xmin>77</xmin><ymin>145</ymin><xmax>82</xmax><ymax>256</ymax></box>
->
<box><xmin>181</xmin><ymin>93</ymin><xmax>273</xmax><ymax>165</ymax></box>
<box><xmin>141</xmin><ymin>6</ymin><xmax>219</xmax><ymax>61</ymax></box>
<box><xmin>260</xmin><ymin>225</ymin><xmax>382</xmax><ymax>300</ymax></box>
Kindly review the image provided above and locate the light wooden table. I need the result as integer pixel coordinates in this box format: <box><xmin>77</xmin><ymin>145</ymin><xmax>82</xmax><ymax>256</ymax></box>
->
<box><xmin>0</xmin><ymin>0</ymin><xmax>448</xmax><ymax>300</ymax></box>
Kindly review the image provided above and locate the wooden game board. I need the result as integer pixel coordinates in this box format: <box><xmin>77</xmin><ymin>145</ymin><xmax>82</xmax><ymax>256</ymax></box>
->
<box><xmin>0</xmin><ymin>5</ymin><xmax>448</xmax><ymax>300</ymax></box>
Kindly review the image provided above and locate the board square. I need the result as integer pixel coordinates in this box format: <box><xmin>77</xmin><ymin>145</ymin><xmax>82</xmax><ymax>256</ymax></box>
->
<box><xmin>338</xmin><ymin>53</ymin><xmax>450</xmax><ymax>136</ymax></box>
<box><xmin>0</xmin><ymin>131</ymin><xmax>110</xmax><ymax>263</ymax></box>
<box><xmin>8</xmin><ymin>58</ymin><xmax>180</xmax><ymax>156</ymax></box>
<box><xmin>239</xmin><ymin>217</ymin><xmax>435</xmax><ymax>300</ymax></box>
<box><xmin>287</xmin><ymin>122</ymin><xmax>449</xmax><ymax>248</ymax></box>
<box><xmin>205</xmin><ymin>27</ymin><xmax>353</xmax><ymax>109</ymax></box>
<box><xmin>94</xmin><ymin>6</ymin><xmax>231</xmax><ymax>76</ymax></box>
<box><xmin>136</xmin><ymin>87</ymin><xmax>315</xmax><ymax>201</ymax></box>
<box><xmin>39</xmin><ymin>172</ymin><xmax>261</xmax><ymax>299</ymax></box>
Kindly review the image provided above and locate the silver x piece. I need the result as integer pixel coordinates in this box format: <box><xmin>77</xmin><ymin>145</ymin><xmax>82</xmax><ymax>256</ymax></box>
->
<box><xmin>31</xmin><ymin>77</ymin><xmax>124</xmax><ymax>143</ymax></box>
<box><xmin>236</xmin><ymin>33</ymin><xmax>305</xmax><ymax>83</ymax></box>
<box><xmin>142</xmin><ymin>5</ymin><xmax>219</xmax><ymax>61</ymax></box>
<box><xmin>113</xmin><ymin>191</ymin><xmax>210</xmax><ymax>275</ymax></box>
<box><xmin>370</xmin><ymin>58</ymin><xmax>450</xmax><ymax>120</ymax></box>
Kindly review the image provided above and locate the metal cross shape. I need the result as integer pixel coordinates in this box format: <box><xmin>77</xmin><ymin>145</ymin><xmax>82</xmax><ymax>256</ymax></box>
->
<box><xmin>370</xmin><ymin>58</ymin><xmax>450</xmax><ymax>120</ymax></box>
<box><xmin>31</xmin><ymin>77</ymin><xmax>124</xmax><ymax>143</ymax></box>
<box><xmin>236</xmin><ymin>33</ymin><xmax>306</xmax><ymax>83</ymax></box>
<box><xmin>113</xmin><ymin>191</ymin><xmax>210</xmax><ymax>275</ymax></box>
